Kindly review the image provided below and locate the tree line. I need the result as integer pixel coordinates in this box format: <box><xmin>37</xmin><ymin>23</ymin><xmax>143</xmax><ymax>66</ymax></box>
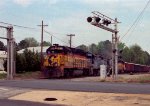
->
<box><xmin>1</xmin><ymin>37</ymin><xmax>150</xmax><ymax>73</ymax></box>
<box><xmin>2</xmin><ymin>37</ymin><xmax>51</xmax><ymax>73</ymax></box>
<box><xmin>77</xmin><ymin>40</ymin><xmax>150</xmax><ymax>65</ymax></box>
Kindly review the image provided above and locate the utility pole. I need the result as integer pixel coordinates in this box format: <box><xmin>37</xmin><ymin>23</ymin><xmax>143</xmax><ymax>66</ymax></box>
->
<box><xmin>7</xmin><ymin>26</ymin><xmax>14</xmax><ymax>80</ymax></box>
<box><xmin>67</xmin><ymin>34</ymin><xmax>75</xmax><ymax>48</ymax></box>
<box><xmin>51</xmin><ymin>36</ymin><xmax>53</xmax><ymax>46</ymax></box>
<box><xmin>38</xmin><ymin>21</ymin><xmax>48</xmax><ymax>70</ymax></box>
<box><xmin>114</xmin><ymin>18</ymin><xmax>118</xmax><ymax>78</ymax></box>
<box><xmin>112</xmin><ymin>34</ymin><xmax>115</xmax><ymax>78</ymax></box>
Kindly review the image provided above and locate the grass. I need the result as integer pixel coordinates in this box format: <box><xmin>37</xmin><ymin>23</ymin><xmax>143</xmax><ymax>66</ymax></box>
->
<box><xmin>130</xmin><ymin>76</ymin><xmax>150</xmax><ymax>83</ymax></box>
<box><xmin>99</xmin><ymin>79</ymin><xmax>106</xmax><ymax>82</ymax></box>
<box><xmin>0</xmin><ymin>71</ymin><xmax>41</xmax><ymax>80</ymax></box>
<box><xmin>0</xmin><ymin>73</ymin><xmax>7</xmax><ymax>79</ymax></box>
<box><xmin>98</xmin><ymin>74</ymin><xmax>150</xmax><ymax>83</ymax></box>
<box><xmin>111</xmin><ymin>74</ymin><xmax>150</xmax><ymax>83</ymax></box>
<box><xmin>14</xmin><ymin>71</ymin><xmax>41</xmax><ymax>79</ymax></box>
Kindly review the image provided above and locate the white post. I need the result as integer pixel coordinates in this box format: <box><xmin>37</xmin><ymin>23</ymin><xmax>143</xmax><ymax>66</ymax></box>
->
<box><xmin>100</xmin><ymin>65</ymin><xmax>106</xmax><ymax>80</ymax></box>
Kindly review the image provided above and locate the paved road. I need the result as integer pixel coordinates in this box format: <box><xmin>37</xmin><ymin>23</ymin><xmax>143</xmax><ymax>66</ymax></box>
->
<box><xmin>0</xmin><ymin>86</ymin><xmax>29</xmax><ymax>99</ymax></box>
<box><xmin>0</xmin><ymin>99</ymin><xmax>65</xmax><ymax>106</ymax></box>
<box><xmin>0</xmin><ymin>86</ymin><xmax>65</xmax><ymax>106</ymax></box>
<box><xmin>0</xmin><ymin>79</ymin><xmax>150</xmax><ymax>94</ymax></box>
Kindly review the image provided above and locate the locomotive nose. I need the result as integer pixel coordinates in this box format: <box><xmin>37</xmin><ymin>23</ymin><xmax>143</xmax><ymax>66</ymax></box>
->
<box><xmin>48</xmin><ymin>55</ymin><xmax>58</xmax><ymax>66</ymax></box>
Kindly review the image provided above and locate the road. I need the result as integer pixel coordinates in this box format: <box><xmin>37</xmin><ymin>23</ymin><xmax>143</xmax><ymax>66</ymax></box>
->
<box><xmin>0</xmin><ymin>86</ymin><xmax>64</xmax><ymax>106</ymax></box>
<box><xmin>0</xmin><ymin>79</ymin><xmax>150</xmax><ymax>106</ymax></box>
<box><xmin>0</xmin><ymin>79</ymin><xmax>150</xmax><ymax>94</ymax></box>
<box><xmin>0</xmin><ymin>99</ymin><xmax>64</xmax><ymax>106</ymax></box>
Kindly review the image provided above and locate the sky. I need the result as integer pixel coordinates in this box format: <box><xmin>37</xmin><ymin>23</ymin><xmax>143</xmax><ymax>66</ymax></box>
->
<box><xmin>0</xmin><ymin>0</ymin><xmax>150</xmax><ymax>52</ymax></box>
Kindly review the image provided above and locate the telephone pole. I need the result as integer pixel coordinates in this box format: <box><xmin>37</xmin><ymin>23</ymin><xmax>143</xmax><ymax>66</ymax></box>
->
<box><xmin>7</xmin><ymin>26</ymin><xmax>14</xmax><ymax>80</ymax></box>
<box><xmin>67</xmin><ymin>34</ymin><xmax>75</xmax><ymax>48</ymax></box>
<box><xmin>114</xmin><ymin>18</ymin><xmax>118</xmax><ymax>78</ymax></box>
<box><xmin>51</xmin><ymin>36</ymin><xmax>53</xmax><ymax>46</ymax></box>
<box><xmin>112</xmin><ymin>34</ymin><xmax>115</xmax><ymax>78</ymax></box>
<box><xmin>38</xmin><ymin>21</ymin><xmax>48</xmax><ymax>70</ymax></box>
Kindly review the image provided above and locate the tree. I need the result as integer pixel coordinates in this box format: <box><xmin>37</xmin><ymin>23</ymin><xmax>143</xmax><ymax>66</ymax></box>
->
<box><xmin>23</xmin><ymin>49</ymin><xmax>40</xmax><ymax>72</ymax></box>
<box><xmin>43</xmin><ymin>41</ymin><xmax>51</xmax><ymax>46</ymax></box>
<box><xmin>118</xmin><ymin>42</ymin><xmax>126</xmax><ymax>50</ymax></box>
<box><xmin>89</xmin><ymin>43</ymin><xmax>98</xmax><ymax>54</ymax></box>
<box><xmin>122</xmin><ymin>47</ymin><xmax>130</xmax><ymax>62</ymax></box>
<box><xmin>97</xmin><ymin>40</ymin><xmax>112</xmax><ymax>59</ymax></box>
<box><xmin>129</xmin><ymin>44</ymin><xmax>143</xmax><ymax>64</ymax></box>
<box><xmin>76</xmin><ymin>44</ymin><xmax>88</xmax><ymax>52</ymax></box>
<box><xmin>142</xmin><ymin>51</ymin><xmax>150</xmax><ymax>65</ymax></box>
<box><xmin>18</xmin><ymin>37</ymin><xmax>39</xmax><ymax>50</ymax></box>
<box><xmin>18</xmin><ymin>39</ymin><xmax>29</xmax><ymax>50</ymax></box>
<box><xmin>0</xmin><ymin>41</ymin><xmax>5</xmax><ymax>50</ymax></box>
<box><xmin>25</xmin><ymin>37</ymin><xmax>39</xmax><ymax>47</ymax></box>
<box><xmin>16</xmin><ymin>53</ymin><xmax>26</xmax><ymax>73</ymax></box>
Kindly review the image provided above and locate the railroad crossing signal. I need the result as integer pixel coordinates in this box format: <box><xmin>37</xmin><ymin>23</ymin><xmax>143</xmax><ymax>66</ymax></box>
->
<box><xmin>87</xmin><ymin>11</ymin><xmax>120</xmax><ymax>79</ymax></box>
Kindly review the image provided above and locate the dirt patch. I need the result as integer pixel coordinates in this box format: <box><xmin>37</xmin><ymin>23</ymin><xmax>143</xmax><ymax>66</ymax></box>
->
<box><xmin>9</xmin><ymin>90</ymin><xmax>150</xmax><ymax>106</ymax></box>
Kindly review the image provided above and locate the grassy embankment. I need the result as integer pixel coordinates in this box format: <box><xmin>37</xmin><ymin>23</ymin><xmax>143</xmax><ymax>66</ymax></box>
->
<box><xmin>100</xmin><ymin>74</ymin><xmax>150</xmax><ymax>83</ymax></box>
<box><xmin>0</xmin><ymin>71</ymin><xmax>41</xmax><ymax>79</ymax></box>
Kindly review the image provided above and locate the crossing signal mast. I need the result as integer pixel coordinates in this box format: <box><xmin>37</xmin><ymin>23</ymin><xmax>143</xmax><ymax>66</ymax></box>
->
<box><xmin>87</xmin><ymin>11</ymin><xmax>120</xmax><ymax>79</ymax></box>
<box><xmin>0</xmin><ymin>25</ymin><xmax>15</xmax><ymax>80</ymax></box>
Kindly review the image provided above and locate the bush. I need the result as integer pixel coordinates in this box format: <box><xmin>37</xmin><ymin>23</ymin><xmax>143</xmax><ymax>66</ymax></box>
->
<box><xmin>23</xmin><ymin>49</ymin><xmax>40</xmax><ymax>72</ymax></box>
<box><xmin>4</xmin><ymin>49</ymin><xmax>41</xmax><ymax>73</ymax></box>
<box><xmin>16</xmin><ymin>53</ymin><xmax>26</xmax><ymax>73</ymax></box>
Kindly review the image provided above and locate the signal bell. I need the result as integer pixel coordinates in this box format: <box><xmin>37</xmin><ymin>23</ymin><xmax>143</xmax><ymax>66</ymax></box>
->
<box><xmin>87</xmin><ymin>17</ymin><xmax>92</xmax><ymax>23</ymax></box>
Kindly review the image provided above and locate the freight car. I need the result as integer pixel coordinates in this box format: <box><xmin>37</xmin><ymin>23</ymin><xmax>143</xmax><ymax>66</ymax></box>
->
<box><xmin>118</xmin><ymin>61</ymin><xmax>150</xmax><ymax>74</ymax></box>
<box><xmin>43</xmin><ymin>44</ymin><xmax>95</xmax><ymax>78</ymax></box>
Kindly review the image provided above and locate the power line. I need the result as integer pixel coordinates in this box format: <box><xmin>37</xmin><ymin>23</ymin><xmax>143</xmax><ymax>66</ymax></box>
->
<box><xmin>124</xmin><ymin>15</ymin><xmax>144</xmax><ymax>44</ymax></box>
<box><xmin>0</xmin><ymin>21</ymin><xmax>70</xmax><ymax>46</ymax></box>
<box><xmin>0</xmin><ymin>21</ymin><xmax>80</xmax><ymax>48</ymax></box>
<box><xmin>0</xmin><ymin>21</ymin><xmax>39</xmax><ymax>30</ymax></box>
<box><xmin>120</xmin><ymin>0</ymin><xmax>150</xmax><ymax>41</ymax></box>
<box><xmin>44</xmin><ymin>30</ymin><xmax>69</xmax><ymax>45</ymax></box>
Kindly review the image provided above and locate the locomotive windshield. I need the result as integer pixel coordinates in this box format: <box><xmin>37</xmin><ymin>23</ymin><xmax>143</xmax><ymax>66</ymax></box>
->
<box><xmin>46</xmin><ymin>46</ymin><xmax>64</xmax><ymax>54</ymax></box>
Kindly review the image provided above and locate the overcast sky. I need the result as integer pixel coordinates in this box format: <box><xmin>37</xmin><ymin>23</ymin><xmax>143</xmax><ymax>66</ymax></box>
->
<box><xmin>0</xmin><ymin>0</ymin><xmax>150</xmax><ymax>52</ymax></box>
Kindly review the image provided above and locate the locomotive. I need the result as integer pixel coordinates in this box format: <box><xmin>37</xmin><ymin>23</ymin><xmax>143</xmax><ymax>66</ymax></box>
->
<box><xmin>43</xmin><ymin>44</ymin><xmax>97</xmax><ymax>78</ymax></box>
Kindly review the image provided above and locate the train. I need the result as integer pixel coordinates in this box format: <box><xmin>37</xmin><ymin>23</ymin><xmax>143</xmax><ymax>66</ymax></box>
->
<box><xmin>43</xmin><ymin>44</ymin><xmax>96</xmax><ymax>78</ymax></box>
<box><xmin>118</xmin><ymin>60</ymin><xmax>150</xmax><ymax>74</ymax></box>
<box><xmin>43</xmin><ymin>44</ymin><xmax>150</xmax><ymax>78</ymax></box>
